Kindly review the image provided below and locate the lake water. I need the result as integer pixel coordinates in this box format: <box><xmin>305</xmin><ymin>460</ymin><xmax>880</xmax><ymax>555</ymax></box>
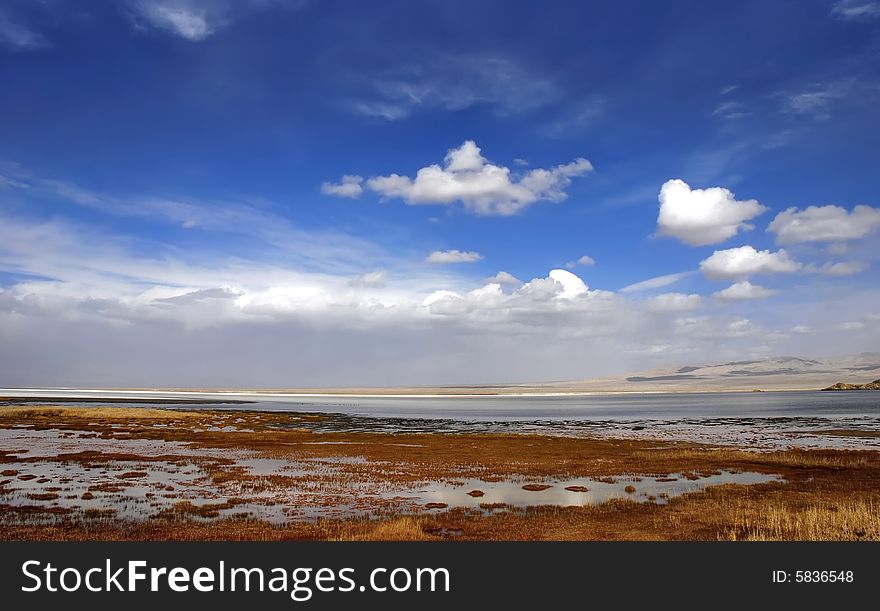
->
<box><xmin>3</xmin><ymin>388</ymin><xmax>880</xmax><ymax>449</ymax></box>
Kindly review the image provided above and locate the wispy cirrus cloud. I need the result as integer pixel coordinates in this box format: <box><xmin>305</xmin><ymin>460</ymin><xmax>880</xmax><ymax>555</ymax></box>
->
<box><xmin>345</xmin><ymin>54</ymin><xmax>560</xmax><ymax>120</ymax></box>
<box><xmin>0</xmin><ymin>10</ymin><xmax>48</xmax><ymax>51</ymax></box>
<box><xmin>711</xmin><ymin>100</ymin><xmax>752</xmax><ymax>120</ymax></box>
<box><xmin>776</xmin><ymin>80</ymin><xmax>862</xmax><ymax>120</ymax></box>
<box><xmin>831</xmin><ymin>0</ymin><xmax>880</xmax><ymax>19</ymax></box>
<box><xmin>128</xmin><ymin>0</ymin><xmax>216</xmax><ymax>41</ymax></box>
<box><xmin>620</xmin><ymin>271</ymin><xmax>695</xmax><ymax>294</ymax></box>
<box><xmin>126</xmin><ymin>0</ymin><xmax>305</xmax><ymax>41</ymax></box>
<box><xmin>1</xmin><ymin>166</ymin><xmax>387</xmax><ymax>274</ymax></box>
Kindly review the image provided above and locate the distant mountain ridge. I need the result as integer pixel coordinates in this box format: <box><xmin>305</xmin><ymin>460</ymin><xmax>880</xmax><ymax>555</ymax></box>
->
<box><xmin>565</xmin><ymin>353</ymin><xmax>880</xmax><ymax>393</ymax></box>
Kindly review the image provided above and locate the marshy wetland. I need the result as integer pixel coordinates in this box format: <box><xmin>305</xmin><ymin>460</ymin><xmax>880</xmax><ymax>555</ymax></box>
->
<box><xmin>1</xmin><ymin>392</ymin><xmax>879</xmax><ymax>541</ymax></box>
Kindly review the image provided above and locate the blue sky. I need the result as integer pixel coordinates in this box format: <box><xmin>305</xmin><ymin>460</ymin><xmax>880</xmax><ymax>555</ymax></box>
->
<box><xmin>1</xmin><ymin>0</ymin><xmax>879</xmax><ymax>387</ymax></box>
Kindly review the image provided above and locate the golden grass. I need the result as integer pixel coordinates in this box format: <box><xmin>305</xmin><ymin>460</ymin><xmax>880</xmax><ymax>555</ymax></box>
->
<box><xmin>0</xmin><ymin>406</ymin><xmax>202</xmax><ymax>420</ymax></box>
<box><xmin>634</xmin><ymin>446</ymin><xmax>874</xmax><ymax>469</ymax></box>
<box><xmin>342</xmin><ymin>517</ymin><xmax>433</xmax><ymax>541</ymax></box>
<box><xmin>725</xmin><ymin>499</ymin><xmax>880</xmax><ymax>541</ymax></box>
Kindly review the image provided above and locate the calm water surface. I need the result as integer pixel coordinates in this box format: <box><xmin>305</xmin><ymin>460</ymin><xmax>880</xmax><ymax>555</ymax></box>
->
<box><xmin>3</xmin><ymin>389</ymin><xmax>880</xmax><ymax>448</ymax></box>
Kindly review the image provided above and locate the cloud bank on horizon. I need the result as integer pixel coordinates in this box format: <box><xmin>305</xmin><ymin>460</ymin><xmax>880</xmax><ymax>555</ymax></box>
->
<box><xmin>0</xmin><ymin>0</ymin><xmax>879</xmax><ymax>387</ymax></box>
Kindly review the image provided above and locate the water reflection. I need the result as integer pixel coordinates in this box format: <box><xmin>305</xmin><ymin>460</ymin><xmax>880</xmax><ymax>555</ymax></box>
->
<box><xmin>409</xmin><ymin>471</ymin><xmax>783</xmax><ymax>512</ymax></box>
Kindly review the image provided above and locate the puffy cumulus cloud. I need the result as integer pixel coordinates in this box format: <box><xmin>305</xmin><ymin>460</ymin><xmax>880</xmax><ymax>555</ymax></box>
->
<box><xmin>699</xmin><ymin>246</ymin><xmax>801</xmax><ymax>280</ymax></box>
<box><xmin>713</xmin><ymin>281</ymin><xmax>778</xmax><ymax>302</ymax></box>
<box><xmin>547</xmin><ymin>269</ymin><xmax>589</xmax><ymax>299</ymax></box>
<box><xmin>364</xmin><ymin>141</ymin><xmax>593</xmax><ymax>216</ymax></box>
<box><xmin>566</xmin><ymin>255</ymin><xmax>596</xmax><ymax>269</ymax></box>
<box><xmin>425</xmin><ymin>250</ymin><xmax>482</xmax><ymax>264</ymax></box>
<box><xmin>321</xmin><ymin>175</ymin><xmax>363</xmax><ymax>198</ymax></box>
<box><xmin>420</xmin><ymin>270</ymin><xmax>605</xmax><ymax>323</ymax></box>
<box><xmin>804</xmin><ymin>261</ymin><xmax>867</xmax><ymax>276</ymax></box>
<box><xmin>486</xmin><ymin>271</ymin><xmax>521</xmax><ymax>286</ymax></box>
<box><xmin>767</xmin><ymin>205</ymin><xmax>880</xmax><ymax>244</ymax></box>
<box><xmin>656</xmin><ymin>179</ymin><xmax>768</xmax><ymax>246</ymax></box>
<box><xmin>647</xmin><ymin>293</ymin><xmax>702</xmax><ymax>312</ymax></box>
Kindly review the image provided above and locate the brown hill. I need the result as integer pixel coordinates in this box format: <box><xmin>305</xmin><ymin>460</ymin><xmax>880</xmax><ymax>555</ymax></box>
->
<box><xmin>822</xmin><ymin>379</ymin><xmax>880</xmax><ymax>391</ymax></box>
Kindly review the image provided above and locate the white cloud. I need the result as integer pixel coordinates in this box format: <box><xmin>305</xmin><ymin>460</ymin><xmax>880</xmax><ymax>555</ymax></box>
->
<box><xmin>0</xmin><ymin>12</ymin><xmax>48</xmax><ymax>50</ymax></box>
<box><xmin>566</xmin><ymin>255</ymin><xmax>596</xmax><ymax>269</ymax></box>
<box><xmin>421</xmin><ymin>270</ymin><xmax>596</xmax><ymax>320</ymax></box>
<box><xmin>713</xmin><ymin>281</ymin><xmax>778</xmax><ymax>302</ymax></box>
<box><xmin>365</xmin><ymin>141</ymin><xmax>593</xmax><ymax>216</ymax></box>
<box><xmin>656</xmin><ymin>179</ymin><xmax>768</xmax><ymax>246</ymax></box>
<box><xmin>699</xmin><ymin>246</ymin><xmax>801</xmax><ymax>280</ymax></box>
<box><xmin>2</xmin><ymin>171</ymin><xmax>390</xmax><ymax>275</ymax></box>
<box><xmin>620</xmin><ymin>271</ymin><xmax>694</xmax><ymax>293</ymax></box>
<box><xmin>127</xmin><ymin>0</ymin><xmax>302</xmax><ymax>41</ymax></box>
<box><xmin>768</xmin><ymin>205</ymin><xmax>880</xmax><ymax>244</ymax></box>
<box><xmin>791</xmin><ymin>325</ymin><xmax>812</xmax><ymax>334</ymax></box>
<box><xmin>540</xmin><ymin>98</ymin><xmax>606</xmax><ymax>138</ymax></box>
<box><xmin>348</xmin><ymin>270</ymin><xmax>386</xmax><ymax>288</ymax></box>
<box><xmin>321</xmin><ymin>175</ymin><xmax>364</xmax><ymax>198</ymax></box>
<box><xmin>804</xmin><ymin>261</ymin><xmax>867</xmax><ymax>276</ymax></box>
<box><xmin>784</xmin><ymin>88</ymin><xmax>845</xmax><ymax>118</ymax></box>
<box><xmin>348</xmin><ymin>55</ymin><xmax>559</xmax><ymax>120</ymax></box>
<box><xmin>832</xmin><ymin>1</ymin><xmax>880</xmax><ymax>19</ymax></box>
<box><xmin>425</xmin><ymin>250</ymin><xmax>483</xmax><ymax>264</ymax></box>
<box><xmin>837</xmin><ymin>321</ymin><xmax>866</xmax><ymax>331</ymax></box>
<box><xmin>547</xmin><ymin>269</ymin><xmax>589</xmax><ymax>300</ymax></box>
<box><xmin>4</xmin><ymin>176</ymin><xmax>880</xmax><ymax>387</ymax></box>
<box><xmin>648</xmin><ymin>293</ymin><xmax>702</xmax><ymax>312</ymax></box>
<box><xmin>711</xmin><ymin>101</ymin><xmax>751</xmax><ymax>120</ymax></box>
<box><xmin>486</xmin><ymin>271</ymin><xmax>521</xmax><ymax>286</ymax></box>
<box><xmin>130</xmin><ymin>0</ymin><xmax>215</xmax><ymax>40</ymax></box>
<box><xmin>776</xmin><ymin>80</ymin><xmax>861</xmax><ymax>121</ymax></box>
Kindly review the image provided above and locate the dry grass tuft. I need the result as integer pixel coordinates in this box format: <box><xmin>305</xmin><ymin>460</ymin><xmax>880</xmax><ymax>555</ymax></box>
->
<box><xmin>345</xmin><ymin>517</ymin><xmax>434</xmax><ymax>541</ymax></box>
<box><xmin>726</xmin><ymin>499</ymin><xmax>880</xmax><ymax>541</ymax></box>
